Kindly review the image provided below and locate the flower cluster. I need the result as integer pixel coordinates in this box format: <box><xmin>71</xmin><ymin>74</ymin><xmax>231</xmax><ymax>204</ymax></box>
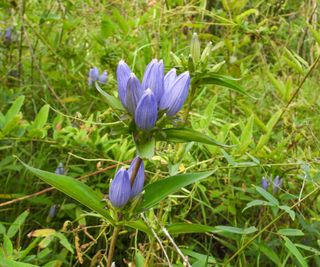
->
<box><xmin>117</xmin><ymin>59</ymin><xmax>190</xmax><ymax>131</ymax></box>
<box><xmin>109</xmin><ymin>157</ymin><xmax>145</xmax><ymax>208</ymax></box>
<box><xmin>88</xmin><ymin>67</ymin><xmax>107</xmax><ymax>86</ymax></box>
<box><xmin>261</xmin><ymin>175</ymin><xmax>282</xmax><ymax>193</ymax></box>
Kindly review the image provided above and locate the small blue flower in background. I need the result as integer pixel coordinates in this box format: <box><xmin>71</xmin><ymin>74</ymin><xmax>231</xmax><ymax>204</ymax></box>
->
<box><xmin>260</xmin><ymin>175</ymin><xmax>282</xmax><ymax>193</ymax></box>
<box><xmin>88</xmin><ymin>67</ymin><xmax>107</xmax><ymax>86</ymax></box>
<box><xmin>109</xmin><ymin>157</ymin><xmax>145</xmax><ymax>208</ymax></box>
<box><xmin>48</xmin><ymin>204</ymin><xmax>58</xmax><ymax>218</ymax></box>
<box><xmin>261</xmin><ymin>176</ymin><xmax>269</xmax><ymax>190</ymax></box>
<box><xmin>55</xmin><ymin>163</ymin><xmax>65</xmax><ymax>175</ymax></box>
<box><xmin>5</xmin><ymin>28</ymin><xmax>11</xmax><ymax>41</ymax></box>
<box><xmin>272</xmin><ymin>175</ymin><xmax>282</xmax><ymax>193</ymax></box>
<box><xmin>116</xmin><ymin>59</ymin><xmax>190</xmax><ymax>131</ymax></box>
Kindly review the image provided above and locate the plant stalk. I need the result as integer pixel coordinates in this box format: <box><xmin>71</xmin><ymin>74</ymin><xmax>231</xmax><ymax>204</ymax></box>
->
<box><xmin>106</xmin><ymin>226</ymin><xmax>120</xmax><ymax>267</ymax></box>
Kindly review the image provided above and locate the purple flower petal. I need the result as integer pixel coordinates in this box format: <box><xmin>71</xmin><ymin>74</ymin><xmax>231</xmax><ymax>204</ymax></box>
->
<box><xmin>160</xmin><ymin>71</ymin><xmax>190</xmax><ymax>116</ymax></box>
<box><xmin>117</xmin><ymin>60</ymin><xmax>131</xmax><ymax>107</ymax></box>
<box><xmin>141</xmin><ymin>59</ymin><xmax>164</xmax><ymax>103</ymax></box>
<box><xmin>88</xmin><ymin>67</ymin><xmax>99</xmax><ymax>86</ymax></box>
<box><xmin>99</xmin><ymin>71</ymin><xmax>108</xmax><ymax>84</ymax></box>
<box><xmin>135</xmin><ymin>89</ymin><xmax>158</xmax><ymax>131</ymax></box>
<box><xmin>159</xmin><ymin>68</ymin><xmax>177</xmax><ymax>110</ymax></box>
<box><xmin>109</xmin><ymin>168</ymin><xmax>131</xmax><ymax>208</ymax></box>
<box><xmin>125</xmin><ymin>73</ymin><xmax>143</xmax><ymax>115</ymax></box>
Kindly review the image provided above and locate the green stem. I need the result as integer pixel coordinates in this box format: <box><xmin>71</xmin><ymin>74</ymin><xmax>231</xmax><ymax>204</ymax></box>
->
<box><xmin>106</xmin><ymin>226</ymin><xmax>120</xmax><ymax>267</ymax></box>
<box><xmin>182</xmin><ymin>84</ymin><xmax>196</xmax><ymax>125</ymax></box>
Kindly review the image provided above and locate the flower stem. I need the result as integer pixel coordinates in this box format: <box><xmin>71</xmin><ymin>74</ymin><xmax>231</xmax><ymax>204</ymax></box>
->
<box><xmin>182</xmin><ymin>84</ymin><xmax>196</xmax><ymax>124</ymax></box>
<box><xmin>107</xmin><ymin>226</ymin><xmax>120</xmax><ymax>267</ymax></box>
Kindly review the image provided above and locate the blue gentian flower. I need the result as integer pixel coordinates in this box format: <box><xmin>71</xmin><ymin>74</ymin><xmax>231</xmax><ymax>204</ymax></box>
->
<box><xmin>159</xmin><ymin>70</ymin><xmax>190</xmax><ymax>116</ymax></box>
<box><xmin>109</xmin><ymin>157</ymin><xmax>145</xmax><ymax>208</ymax></box>
<box><xmin>135</xmin><ymin>89</ymin><xmax>158</xmax><ymax>131</ymax></box>
<box><xmin>141</xmin><ymin>59</ymin><xmax>164</xmax><ymax>103</ymax></box>
<box><xmin>116</xmin><ymin>59</ymin><xmax>190</xmax><ymax>131</ymax></box>
<box><xmin>109</xmin><ymin>168</ymin><xmax>131</xmax><ymax>208</ymax></box>
<box><xmin>261</xmin><ymin>176</ymin><xmax>269</xmax><ymax>190</ymax></box>
<box><xmin>55</xmin><ymin>163</ymin><xmax>65</xmax><ymax>175</ymax></box>
<box><xmin>88</xmin><ymin>67</ymin><xmax>107</xmax><ymax>86</ymax></box>
<box><xmin>272</xmin><ymin>176</ymin><xmax>282</xmax><ymax>193</ymax></box>
<box><xmin>117</xmin><ymin>60</ymin><xmax>131</xmax><ymax>107</ymax></box>
<box><xmin>125</xmin><ymin>73</ymin><xmax>143</xmax><ymax>115</ymax></box>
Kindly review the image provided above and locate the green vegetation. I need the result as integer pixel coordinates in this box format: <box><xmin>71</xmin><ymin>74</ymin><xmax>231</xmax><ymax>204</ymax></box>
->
<box><xmin>1</xmin><ymin>0</ymin><xmax>320</xmax><ymax>266</ymax></box>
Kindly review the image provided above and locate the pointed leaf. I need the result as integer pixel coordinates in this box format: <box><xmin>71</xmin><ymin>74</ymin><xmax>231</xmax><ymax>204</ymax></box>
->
<box><xmin>17</xmin><ymin>159</ymin><xmax>114</xmax><ymax>224</ymax></box>
<box><xmin>158</xmin><ymin>128</ymin><xmax>229</xmax><ymax>147</ymax></box>
<box><xmin>95</xmin><ymin>83</ymin><xmax>124</xmax><ymax>111</ymax></box>
<box><xmin>198</xmin><ymin>74</ymin><xmax>255</xmax><ymax>98</ymax></box>
<box><xmin>139</xmin><ymin>170</ymin><xmax>214</xmax><ymax>210</ymax></box>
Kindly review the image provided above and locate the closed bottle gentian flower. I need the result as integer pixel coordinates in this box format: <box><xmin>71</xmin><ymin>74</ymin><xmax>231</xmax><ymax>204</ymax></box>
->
<box><xmin>159</xmin><ymin>71</ymin><xmax>190</xmax><ymax>116</ymax></box>
<box><xmin>125</xmin><ymin>73</ymin><xmax>143</xmax><ymax>115</ymax></box>
<box><xmin>142</xmin><ymin>59</ymin><xmax>164</xmax><ymax>103</ymax></box>
<box><xmin>135</xmin><ymin>89</ymin><xmax>158</xmax><ymax>131</ymax></box>
<box><xmin>261</xmin><ymin>177</ymin><xmax>269</xmax><ymax>190</ymax></box>
<box><xmin>109</xmin><ymin>168</ymin><xmax>131</xmax><ymax>208</ymax></box>
<box><xmin>117</xmin><ymin>60</ymin><xmax>131</xmax><ymax>107</ymax></box>
<box><xmin>109</xmin><ymin>157</ymin><xmax>145</xmax><ymax>208</ymax></box>
<box><xmin>55</xmin><ymin>163</ymin><xmax>65</xmax><ymax>175</ymax></box>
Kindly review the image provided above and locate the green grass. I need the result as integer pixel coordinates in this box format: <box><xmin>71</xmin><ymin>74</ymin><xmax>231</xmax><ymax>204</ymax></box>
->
<box><xmin>1</xmin><ymin>0</ymin><xmax>320</xmax><ymax>266</ymax></box>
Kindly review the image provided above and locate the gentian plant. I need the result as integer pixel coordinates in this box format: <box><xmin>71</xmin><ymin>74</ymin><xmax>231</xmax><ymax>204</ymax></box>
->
<box><xmin>20</xmin><ymin>33</ymin><xmax>247</xmax><ymax>267</ymax></box>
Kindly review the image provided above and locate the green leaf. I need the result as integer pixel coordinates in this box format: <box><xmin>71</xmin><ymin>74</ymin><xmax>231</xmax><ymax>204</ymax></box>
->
<box><xmin>258</xmin><ymin>243</ymin><xmax>281</xmax><ymax>266</ymax></box>
<box><xmin>199</xmin><ymin>74</ymin><xmax>254</xmax><ymax>98</ymax></box>
<box><xmin>239</xmin><ymin>115</ymin><xmax>254</xmax><ymax>151</ymax></box>
<box><xmin>213</xmin><ymin>226</ymin><xmax>257</xmax><ymax>235</ymax></box>
<box><xmin>54</xmin><ymin>233</ymin><xmax>74</xmax><ymax>254</ymax></box>
<box><xmin>242</xmin><ymin>199</ymin><xmax>275</xmax><ymax>212</ymax></box>
<box><xmin>135</xmin><ymin>251</ymin><xmax>146</xmax><ymax>267</ymax></box>
<box><xmin>139</xmin><ymin>170</ymin><xmax>215</xmax><ymax>210</ymax></box>
<box><xmin>124</xmin><ymin>220</ymin><xmax>152</xmax><ymax>236</ymax></box>
<box><xmin>7</xmin><ymin>210</ymin><xmax>29</xmax><ymax>239</ymax></box>
<box><xmin>5</xmin><ymin>95</ymin><xmax>25</xmax><ymax>123</ymax></box>
<box><xmin>279</xmin><ymin>205</ymin><xmax>296</xmax><ymax>221</ymax></box>
<box><xmin>17</xmin><ymin>158</ymin><xmax>114</xmax><ymax>224</ymax></box>
<box><xmin>0</xmin><ymin>258</ymin><xmax>38</xmax><ymax>267</ymax></box>
<box><xmin>3</xmin><ymin>234</ymin><xmax>13</xmax><ymax>257</ymax></box>
<box><xmin>167</xmin><ymin>223</ymin><xmax>216</xmax><ymax>234</ymax></box>
<box><xmin>309</xmin><ymin>26</ymin><xmax>320</xmax><ymax>45</ymax></box>
<box><xmin>277</xmin><ymin>229</ymin><xmax>304</xmax><ymax>236</ymax></box>
<box><xmin>255</xmin><ymin>186</ymin><xmax>279</xmax><ymax>206</ymax></box>
<box><xmin>31</xmin><ymin>104</ymin><xmax>50</xmax><ymax>129</ymax></box>
<box><xmin>95</xmin><ymin>83</ymin><xmax>124</xmax><ymax>111</ymax></box>
<box><xmin>158</xmin><ymin>128</ymin><xmax>229</xmax><ymax>147</ymax></box>
<box><xmin>283</xmin><ymin>236</ymin><xmax>308</xmax><ymax>267</ymax></box>
<box><xmin>135</xmin><ymin>137</ymin><xmax>155</xmax><ymax>159</ymax></box>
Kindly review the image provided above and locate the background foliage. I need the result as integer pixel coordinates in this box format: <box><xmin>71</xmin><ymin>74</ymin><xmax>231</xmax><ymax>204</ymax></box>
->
<box><xmin>1</xmin><ymin>0</ymin><xmax>320</xmax><ymax>266</ymax></box>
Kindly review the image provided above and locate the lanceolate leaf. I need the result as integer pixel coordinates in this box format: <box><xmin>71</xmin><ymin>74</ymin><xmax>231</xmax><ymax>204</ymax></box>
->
<box><xmin>18</xmin><ymin>159</ymin><xmax>114</xmax><ymax>224</ymax></box>
<box><xmin>167</xmin><ymin>223</ymin><xmax>257</xmax><ymax>235</ymax></box>
<box><xmin>95</xmin><ymin>83</ymin><xmax>124</xmax><ymax>111</ymax></box>
<box><xmin>198</xmin><ymin>74</ymin><xmax>254</xmax><ymax>98</ymax></box>
<box><xmin>158</xmin><ymin>128</ymin><xmax>229</xmax><ymax>147</ymax></box>
<box><xmin>138</xmin><ymin>170</ymin><xmax>215</xmax><ymax>210</ymax></box>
